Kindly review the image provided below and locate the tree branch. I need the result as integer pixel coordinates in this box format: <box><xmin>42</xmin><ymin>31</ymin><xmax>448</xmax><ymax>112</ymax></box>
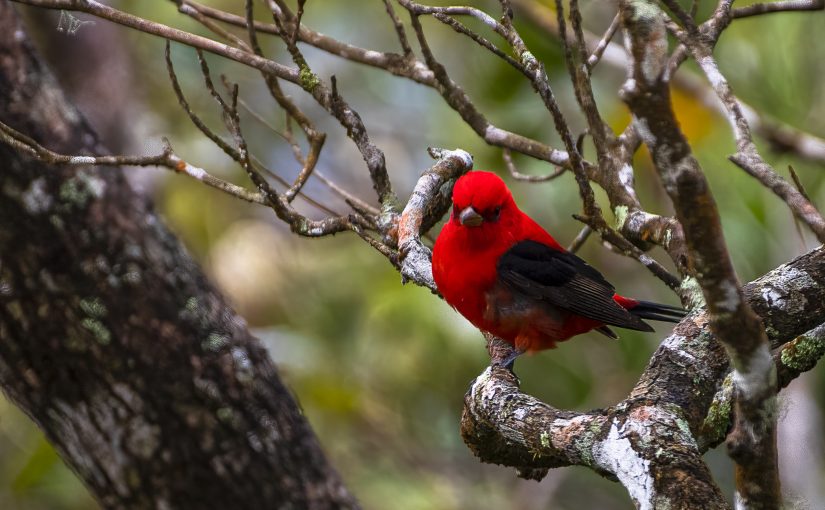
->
<box><xmin>619</xmin><ymin>2</ymin><xmax>780</xmax><ymax>506</ymax></box>
<box><xmin>0</xmin><ymin>5</ymin><xmax>359</xmax><ymax>506</ymax></box>
<box><xmin>462</xmin><ymin>244</ymin><xmax>825</xmax><ymax>509</ymax></box>
<box><xmin>397</xmin><ymin>148</ymin><xmax>474</xmax><ymax>291</ymax></box>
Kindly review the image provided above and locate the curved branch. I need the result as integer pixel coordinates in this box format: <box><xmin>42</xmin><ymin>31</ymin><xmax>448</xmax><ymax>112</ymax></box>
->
<box><xmin>397</xmin><ymin>148</ymin><xmax>474</xmax><ymax>291</ymax></box>
<box><xmin>462</xmin><ymin>245</ymin><xmax>825</xmax><ymax>509</ymax></box>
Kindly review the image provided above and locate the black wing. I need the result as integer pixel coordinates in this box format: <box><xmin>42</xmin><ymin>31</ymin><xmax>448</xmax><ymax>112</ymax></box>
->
<box><xmin>496</xmin><ymin>240</ymin><xmax>653</xmax><ymax>332</ymax></box>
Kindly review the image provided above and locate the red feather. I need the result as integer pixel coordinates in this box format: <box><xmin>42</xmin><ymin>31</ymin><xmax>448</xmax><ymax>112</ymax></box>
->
<box><xmin>432</xmin><ymin>171</ymin><xmax>683</xmax><ymax>355</ymax></box>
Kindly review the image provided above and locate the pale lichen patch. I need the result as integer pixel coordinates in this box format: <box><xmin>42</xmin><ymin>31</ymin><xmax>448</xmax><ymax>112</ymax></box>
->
<box><xmin>678</xmin><ymin>276</ymin><xmax>705</xmax><ymax>310</ymax></box>
<box><xmin>779</xmin><ymin>324</ymin><xmax>825</xmax><ymax>372</ymax></box>
<box><xmin>594</xmin><ymin>418</ymin><xmax>655</xmax><ymax>509</ymax></box>
<box><xmin>202</xmin><ymin>332</ymin><xmax>229</xmax><ymax>352</ymax></box>
<box><xmin>216</xmin><ymin>407</ymin><xmax>239</xmax><ymax>427</ymax></box>
<box><xmin>757</xmin><ymin>266</ymin><xmax>813</xmax><ymax>314</ymax></box>
<box><xmin>713</xmin><ymin>281</ymin><xmax>741</xmax><ymax>314</ymax></box>
<box><xmin>126</xmin><ymin>419</ymin><xmax>161</xmax><ymax>460</ymax></box>
<box><xmin>80</xmin><ymin>297</ymin><xmax>107</xmax><ymax>318</ymax></box>
<box><xmin>231</xmin><ymin>347</ymin><xmax>254</xmax><ymax>385</ymax></box>
<box><xmin>614</xmin><ymin>205</ymin><xmax>629</xmax><ymax>230</ymax></box>
<box><xmin>81</xmin><ymin>317</ymin><xmax>111</xmax><ymax>345</ymax></box>
<box><xmin>731</xmin><ymin>342</ymin><xmax>775</xmax><ymax>400</ymax></box>
<box><xmin>122</xmin><ymin>263</ymin><xmax>142</xmax><ymax>285</ymax></box>
<box><xmin>22</xmin><ymin>177</ymin><xmax>53</xmax><ymax>214</ymax></box>
<box><xmin>633</xmin><ymin>116</ymin><xmax>657</xmax><ymax>147</ymax></box>
<box><xmin>59</xmin><ymin>172</ymin><xmax>106</xmax><ymax>208</ymax></box>
<box><xmin>539</xmin><ymin>430</ymin><xmax>551</xmax><ymax>449</ymax></box>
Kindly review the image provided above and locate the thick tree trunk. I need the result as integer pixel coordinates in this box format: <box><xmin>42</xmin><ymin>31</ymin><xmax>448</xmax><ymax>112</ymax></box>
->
<box><xmin>0</xmin><ymin>3</ymin><xmax>358</xmax><ymax>509</ymax></box>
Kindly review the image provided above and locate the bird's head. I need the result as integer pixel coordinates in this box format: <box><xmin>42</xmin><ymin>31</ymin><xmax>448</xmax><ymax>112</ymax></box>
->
<box><xmin>450</xmin><ymin>171</ymin><xmax>516</xmax><ymax>229</ymax></box>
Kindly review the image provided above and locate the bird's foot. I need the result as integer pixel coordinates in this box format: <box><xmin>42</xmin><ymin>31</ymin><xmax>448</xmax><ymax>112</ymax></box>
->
<box><xmin>493</xmin><ymin>348</ymin><xmax>525</xmax><ymax>371</ymax></box>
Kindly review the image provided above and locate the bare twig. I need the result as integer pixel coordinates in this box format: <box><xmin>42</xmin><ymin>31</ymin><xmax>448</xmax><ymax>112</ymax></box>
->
<box><xmin>180</xmin><ymin>0</ymin><xmax>436</xmax><ymax>84</ymax></box>
<box><xmin>574</xmin><ymin>214</ymin><xmax>682</xmax><ymax>290</ymax></box>
<box><xmin>684</xmin><ymin>46</ymin><xmax>825</xmax><ymax>243</ymax></box>
<box><xmin>733</xmin><ymin>0</ymin><xmax>825</xmax><ymax>18</ymax></box>
<box><xmin>244</xmin><ymin>0</ymin><xmax>326</xmax><ymax>205</ymax></box>
<box><xmin>502</xmin><ymin>148</ymin><xmax>565</xmax><ymax>182</ymax></box>
<box><xmin>586</xmin><ymin>14</ymin><xmax>620</xmax><ymax>69</ymax></box>
<box><xmin>566</xmin><ymin>225</ymin><xmax>593</xmax><ymax>253</ymax></box>
<box><xmin>14</xmin><ymin>0</ymin><xmax>298</xmax><ymax>79</ymax></box>
<box><xmin>660</xmin><ymin>0</ymin><xmax>700</xmax><ymax>33</ymax></box>
<box><xmin>382</xmin><ymin>0</ymin><xmax>414</xmax><ymax>58</ymax></box>
<box><xmin>432</xmin><ymin>13</ymin><xmax>523</xmax><ymax>72</ymax></box>
<box><xmin>397</xmin><ymin>0</ymin><xmax>572</xmax><ymax>167</ymax></box>
<box><xmin>264</xmin><ymin>0</ymin><xmax>396</xmax><ymax>208</ymax></box>
<box><xmin>553</xmin><ymin>0</ymin><xmax>613</xmax><ymax>197</ymax></box>
<box><xmin>175</xmin><ymin>1</ymin><xmax>252</xmax><ymax>51</ymax></box>
<box><xmin>0</xmin><ymin>120</ymin><xmax>266</xmax><ymax>204</ymax></box>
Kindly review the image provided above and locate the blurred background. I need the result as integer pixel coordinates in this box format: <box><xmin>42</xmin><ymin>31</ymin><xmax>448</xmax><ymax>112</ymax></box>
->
<box><xmin>2</xmin><ymin>1</ymin><xmax>825</xmax><ymax>508</ymax></box>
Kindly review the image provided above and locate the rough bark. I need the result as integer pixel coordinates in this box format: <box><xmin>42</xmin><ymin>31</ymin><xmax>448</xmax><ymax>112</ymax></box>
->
<box><xmin>0</xmin><ymin>3</ymin><xmax>358</xmax><ymax>509</ymax></box>
<box><xmin>461</xmin><ymin>245</ymin><xmax>825</xmax><ymax>509</ymax></box>
<box><xmin>620</xmin><ymin>2</ymin><xmax>781</xmax><ymax>506</ymax></box>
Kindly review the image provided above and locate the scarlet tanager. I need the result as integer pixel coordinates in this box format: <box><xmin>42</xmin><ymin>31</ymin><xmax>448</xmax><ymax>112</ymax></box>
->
<box><xmin>432</xmin><ymin>171</ymin><xmax>684</xmax><ymax>365</ymax></box>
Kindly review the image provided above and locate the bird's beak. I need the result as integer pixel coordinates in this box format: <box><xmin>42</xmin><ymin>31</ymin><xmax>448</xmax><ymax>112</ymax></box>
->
<box><xmin>459</xmin><ymin>206</ymin><xmax>483</xmax><ymax>227</ymax></box>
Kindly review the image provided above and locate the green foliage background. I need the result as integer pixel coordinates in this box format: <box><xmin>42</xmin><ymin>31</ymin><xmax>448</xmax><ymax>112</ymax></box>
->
<box><xmin>2</xmin><ymin>1</ymin><xmax>825</xmax><ymax>509</ymax></box>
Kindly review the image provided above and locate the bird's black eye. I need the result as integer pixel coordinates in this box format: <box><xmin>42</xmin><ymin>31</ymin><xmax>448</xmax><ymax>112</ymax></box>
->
<box><xmin>485</xmin><ymin>205</ymin><xmax>502</xmax><ymax>222</ymax></box>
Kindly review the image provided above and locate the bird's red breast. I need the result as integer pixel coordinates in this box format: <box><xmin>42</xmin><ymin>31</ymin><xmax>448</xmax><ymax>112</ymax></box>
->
<box><xmin>432</xmin><ymin>171</ymin><xmax>683</xmax><ymax>354</ymax></box>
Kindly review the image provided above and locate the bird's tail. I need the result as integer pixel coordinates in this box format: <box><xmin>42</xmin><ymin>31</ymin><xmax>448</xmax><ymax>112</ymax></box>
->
<box><xmin>628</xmin><ymin>300</ymin><xmax>687</xmax><ymax>323</ymax></box>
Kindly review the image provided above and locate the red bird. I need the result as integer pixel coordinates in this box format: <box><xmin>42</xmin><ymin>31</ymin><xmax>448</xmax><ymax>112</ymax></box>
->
<box><xmin>432</xmin><ymin>171</ymin><xmax>684</xmax><ymax>365</ymax></box>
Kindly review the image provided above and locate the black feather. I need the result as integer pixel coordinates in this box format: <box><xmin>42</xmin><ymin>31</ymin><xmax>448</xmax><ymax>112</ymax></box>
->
<box><xmin>595</xmin><ymin>326</ymin><xmax>619</xmax><ymax>339</ymax></box>
<box><xmin>629</xmin><ymin>300</ymin><xmax>687</xmax><ymax>323</ymax></box>
<box><xmin>497</xmin><ymin>240</ymin><xmax>653</xmax><ymax>332</ymax></box>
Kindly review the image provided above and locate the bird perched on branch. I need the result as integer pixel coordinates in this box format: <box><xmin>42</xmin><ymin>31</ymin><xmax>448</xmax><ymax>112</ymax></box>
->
<box><xmin>432</xmin><ymin>171</ymin><xmax>684</xmax><ymax>366</ymax></box>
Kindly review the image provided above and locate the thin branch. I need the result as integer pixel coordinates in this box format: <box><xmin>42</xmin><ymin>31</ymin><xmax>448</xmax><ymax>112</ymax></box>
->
<box><xmin>397</xmin><ymin>0</ymin><xmax>571</xmax><ymax>167</ymax></box>
<box><xmin>733</xmin><ymin>0</ymin><xmax>825</xmax><ymax>18</ymax></box>
<box><xmin>685</xmin><ymin>46</ymin><xmax>825</xmax><ymax>243</ymax></box>
<box><xmin>574</xmin><ymin>214</ymin><xmax>682</xmax><ymax>290</ymax></box>
<box><xmin>660</xmin><ymin>0</ymin><xmax>700</xmax><ymax>33</ymax></box>
<box><xmin>730</xmin><ymin>152</ymin><xmax>825</xmax><ymax>243</ymax></box>
<box><xmin>432</xmin><ymin>13</ymin><xmax>523</xmax><ymax>72</ymax></box>
<box><xmin>238</xmin><ymin>98</ymin><xmax>378</xmax><ymax>215</ymax></box>
<box><xmin>180</xmin><ymin>0</ymin><xmax>437</xmax><ymax>85</ymax></box>
<box><xmin>175</xmin><ymin>1</ymin><xmax>252</xmax><ymax>51</ymax></box>
<box><xmin>13</xmin><ymin>0</ymin><xmax>298</xmax><ymax>80</ymax></box>
<box><xmin>553</xmin><ymin>0</ymin><xmax>613</xmax><ymax>189</ymax></box>
<box><xmin>382</xmin><ymin>0</ymin><xmax>414</xmax><ymax>58</ymax></box>
<box><xmin>242</xmin><ymin>0</ymin><xmax>328</xmax><ymax>205</ymax></box>
<box><xmin>586</xmin><ymin>13</ymin><xmax>620</xmax><ymax>69</ymax></box>
<box><xmin>566</xmin><ymin>225</ymin><xmax>593</xmax><ymax>253</ymax></box>
<box><xmin>502</xmin><ymin>148</ymin><xmax>565</xmax><ymax>182</ymax></box>
<box><xmin>265</xmin><ymin>0</ymin><xmax>396</xmax><ymax>208</ymax></box>
<box><xmin>0</xmin><ymin>120</ymin><xmax>266</xmax><ymax>204</ymax></box>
